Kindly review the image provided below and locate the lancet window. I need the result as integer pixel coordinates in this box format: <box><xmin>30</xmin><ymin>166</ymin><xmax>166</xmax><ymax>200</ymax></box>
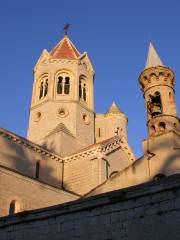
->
<box><xmin>79</xmin><ymin>77</ymin><xmax>87</xmax><ymax>102</ymax></box>
<box><xmin>39</xmin><ymin>77</ymin><xmax>48</xmax><ymax>100</ymax></box>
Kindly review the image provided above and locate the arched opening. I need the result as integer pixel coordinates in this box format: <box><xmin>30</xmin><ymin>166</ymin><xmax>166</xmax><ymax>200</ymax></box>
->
<box><xmin>57</xmin><ymin>75</ymin><xmax>70</xmax><ymax>95</ymax></box>
<box><xmin>79</xmin><ymin>76</ymin><xmax>87</xmax><ymax>102</ymax></box>
<box><xmin>159</xmin><ymin>122</ymin><xmax>166</xmax><ymax>131</ymax></box>
<box><xmin>148</xmin><ymin>91</ymin><xmax>162</xmax><ymax>117</ymax></box>
<box><xmin>9</xmin><ymin>200</ymin><xmax>21</xmax><ymax>215</ymax></box>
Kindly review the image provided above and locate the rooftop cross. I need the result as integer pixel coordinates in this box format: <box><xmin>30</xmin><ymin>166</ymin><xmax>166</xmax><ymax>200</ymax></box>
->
<box><xmin>63</xmin><ymin>23</ymin><xmax>71</xmax><ymax>35</ymax></box>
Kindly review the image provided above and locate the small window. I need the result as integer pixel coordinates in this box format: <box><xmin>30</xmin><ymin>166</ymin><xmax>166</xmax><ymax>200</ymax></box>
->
<box><xmin>35</xmin><ymin>161</ymin><xmax>40</xmax><ymax>178</ymax></box>
<box><xmin>9</xmin><ymin>200</ymin><xmax>20</xmax><ymax>215</ymax></box>
<box><xmin>57</xmin><ymin>76</ymin><xmax>70</xmax><ymax>95</ymax></box>
<box><xmin>83</xmin><ymin>84</ymin><xmax>87</xmax><ymax>101</ymax></box>
<box><xmin>98</xmin><ymin>128</ymin><xmax>101</xmax><ymax>137</ymax></box>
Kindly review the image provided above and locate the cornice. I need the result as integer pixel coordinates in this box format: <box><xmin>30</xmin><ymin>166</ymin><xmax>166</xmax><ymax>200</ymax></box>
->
<box><xmin>0</xmin><ymin>128</ymin><xmax>135</xmax><ymax>165</ymax></box>
<box><xmin>0</xmin><ymin>128</ymin><xmax>64</xmax><ymax>163</ymax></box>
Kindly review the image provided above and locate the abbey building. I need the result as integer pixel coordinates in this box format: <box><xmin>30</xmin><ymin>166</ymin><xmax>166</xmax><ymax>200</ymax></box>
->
<box><xmin>0</xmin><ymin>34</ymin><xmax>180</xmax><ymax>217</ymax></box>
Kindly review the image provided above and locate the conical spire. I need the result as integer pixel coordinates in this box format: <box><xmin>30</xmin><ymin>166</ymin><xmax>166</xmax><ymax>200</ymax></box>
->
<box><xmin>106</xmin><ymin>102</ymin><xmax>125</xmax><ymax>116</ymax></box>
<box><xmin>145</xmin><ymin>42</ymin><xmax>164</xmax><ymax>69</ymax></box>
<box><xmin>50</xmin><ymin>35</ymin><xmax>80</xmax><ymax>59</ymax></box>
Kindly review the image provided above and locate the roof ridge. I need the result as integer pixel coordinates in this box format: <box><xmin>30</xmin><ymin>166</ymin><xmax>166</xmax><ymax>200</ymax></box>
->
<box><xmin>65</xmin><ymin>135</ymin><xmax>121</xmax><ymax>159</ymax></box>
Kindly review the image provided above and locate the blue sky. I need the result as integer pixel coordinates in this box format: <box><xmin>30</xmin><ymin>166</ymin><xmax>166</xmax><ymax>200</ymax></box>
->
<box><xmin>0</xmin><ymin>0</ymin><xmax>180</xmax><ymax>157</ymax></box>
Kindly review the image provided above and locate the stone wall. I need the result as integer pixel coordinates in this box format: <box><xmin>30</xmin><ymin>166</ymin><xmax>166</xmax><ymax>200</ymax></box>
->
<box><xmin>0</xmin><ymin>165</ymin><xmax>78</xmax><ymax>217</ymax></box>
<box><xmin>1</xmin><ymin>173</ymin><xmax>180</xmax><ymax>240</ymax></box>
<box><xmin>0</xmin><ymin>129</ymin><xmax>64</xmax><ymax>188</ymax></box>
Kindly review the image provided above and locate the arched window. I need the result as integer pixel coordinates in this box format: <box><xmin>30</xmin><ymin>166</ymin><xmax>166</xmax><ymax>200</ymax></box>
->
<box><xmin>57</xmin><ymin>76</ymin><xmax>63</xmax><ymax>94</ymax></box>
<box><xmin>9</xmin><ymin>200</ymin><xmax>20</xmax><ymax>215</ymax></box>
<box><xmin>39</xmin><ymin>77</ymin><xmax>48</xmax><ymax>100</ymax></box>
<box><xmin>64</xmin><ymin>77</ymin><xmax>70</xmax><ymax>94</ymax></box>
<box><xmin>35</xmin><ymin>161</ymin><xmax>40</xmax><ymax>179</ymax></box>
<box><xmin>57</xmin><ymin>75</ymin><xmax>70</xmax><ymax>95</ymax></box>
<box><xmin>79</xmin><ymin>76</ymin><xmax>87</xmax><ymax>102</ymax></box>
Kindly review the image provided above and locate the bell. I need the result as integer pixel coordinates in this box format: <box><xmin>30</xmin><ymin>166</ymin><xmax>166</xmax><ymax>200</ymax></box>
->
<box><xmin>151</xmin><ymin>103</ymin><xmax>162</xmax><ymax>116</ymax></box>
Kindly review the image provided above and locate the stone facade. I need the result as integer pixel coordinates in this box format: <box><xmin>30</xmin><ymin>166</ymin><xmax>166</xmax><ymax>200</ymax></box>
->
<box><xmin>0</xmin><ymin>165</ymin><xmax>78</xmax><ymax>217</ymax></box>
<box><xmin>1</xmin><ymin>174</ymin><xmax>180</xmax><ymax>240</ymax></box>
<box><xmin>0</xmin><ymin>33</ymin><xmax>180</xmax><ymax>234</ymax></box>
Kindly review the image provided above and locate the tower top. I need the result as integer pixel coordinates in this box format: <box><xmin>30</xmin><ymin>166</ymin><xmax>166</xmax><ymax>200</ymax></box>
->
<box><xmin>106</xmin><ymin>102</ymin><xmax>127</xmax><ymax>118</ymax></box>
<box><xmin>50</xmin><ymin>35</ymin><xmax>80</xmax><ymax>59</ymax></box>
<box><xmin>145</xmin><ymin>42</ymin><xmax>164</xmax><ymax>69</ymax></box>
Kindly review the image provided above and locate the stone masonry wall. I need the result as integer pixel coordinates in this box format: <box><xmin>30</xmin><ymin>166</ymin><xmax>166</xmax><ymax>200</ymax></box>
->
<box><xmin>0</xmin><ymin>165</ymin><xmax>78</xmax><ymax>217</ymax></box>
<box><xmin>1</xmin><ymin>174</ymin><xmax>180</xmax><ymax>239</ymax></box>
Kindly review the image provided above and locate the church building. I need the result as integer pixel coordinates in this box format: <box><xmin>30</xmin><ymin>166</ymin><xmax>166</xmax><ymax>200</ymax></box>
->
<box><xmin>0</xmin><ymin>33</ymin><xmax>180</xmax><ymax>217</ymax></box>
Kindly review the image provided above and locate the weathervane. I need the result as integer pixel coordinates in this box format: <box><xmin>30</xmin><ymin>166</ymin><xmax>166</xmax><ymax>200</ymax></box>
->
<box><xmin>63</xmin><ymin>23</ymin><xmax>71</xmax><ymax>35</ymax></box>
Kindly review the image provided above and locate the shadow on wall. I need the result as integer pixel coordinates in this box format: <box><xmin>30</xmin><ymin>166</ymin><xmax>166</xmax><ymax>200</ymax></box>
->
<box><xmin>0</xmin><ymin>135</ymin><xmax>67</xmax><ymax>190</ymax></box>
<box><xmin>145</xmin><ymin>130</ymin><xmax>180</xmax><ymax>178</ymax></box>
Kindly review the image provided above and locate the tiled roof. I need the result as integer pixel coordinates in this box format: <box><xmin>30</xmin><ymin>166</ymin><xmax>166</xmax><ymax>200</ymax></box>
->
<box><xmin>51</xmin><ymin>35</ymin><xmax>80</xmax><ymax>59</ymax></box>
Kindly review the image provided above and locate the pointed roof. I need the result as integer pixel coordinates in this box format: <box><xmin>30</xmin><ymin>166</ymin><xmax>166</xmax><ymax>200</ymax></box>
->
<box><xmin>106</xmin><ymin>102</ymin><xmax>126</xmax><ymax>116</ymax></box>
<box><xmin>50</xmin><ymin>35</ymin><xmax>81</xmax><ymax>59</ymax></box>
<box><xmin>145</xmin><ymin>42</ymin><xmax>164</xmax><ymax>69</ymax></box>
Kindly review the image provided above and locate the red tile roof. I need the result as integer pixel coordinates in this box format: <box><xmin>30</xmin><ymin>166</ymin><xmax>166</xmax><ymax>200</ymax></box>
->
<box><xmin>51</xmin><ymin>36</ymin><xmax>80</xmax><ymax>59</ymax></box>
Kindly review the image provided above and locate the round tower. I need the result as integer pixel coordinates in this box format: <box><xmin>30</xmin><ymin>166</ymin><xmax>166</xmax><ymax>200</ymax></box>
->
<box><xmin>139</xmin><ymin>42</ymin><xmax>179</xmax><ymax>137</ymax></box>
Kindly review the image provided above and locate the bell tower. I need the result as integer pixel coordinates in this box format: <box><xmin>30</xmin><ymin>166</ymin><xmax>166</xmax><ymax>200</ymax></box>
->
<box><xmin>139</xmin><ymin>42</ymin><xmax>179</xmax><ymax>137</ymax></box>
<box><xmin>27</xmin><ymin>34</ymin><xmax>95</xmax><ymax>155</ymax></box>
